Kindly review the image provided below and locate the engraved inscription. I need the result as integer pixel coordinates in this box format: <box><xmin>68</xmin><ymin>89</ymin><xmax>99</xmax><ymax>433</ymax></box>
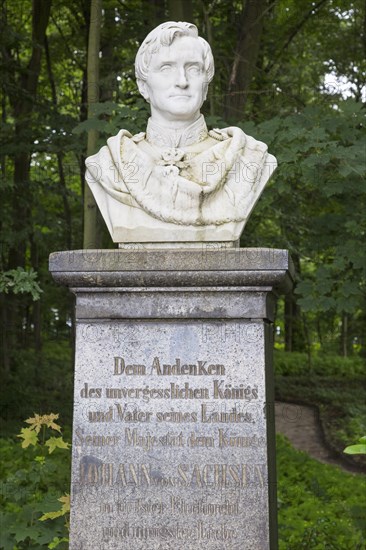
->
<box><xmin>72</xmin><ymin>319</ymin><xmax>269</xmax><ymax>549</ymax></box>
<box><xmin>79</xmin><ymin>461</ymin><xmax>266</xmax><ymax>489</ymax></box>
<box><xmin>102</xmin><ymin>522</ymin><xmax>237</xmax><ymax>542</ymax></box>
<box><xmin>113</xmin><ymin>356</ymin><xmax>226</xmax><ymax>376</ymax></box>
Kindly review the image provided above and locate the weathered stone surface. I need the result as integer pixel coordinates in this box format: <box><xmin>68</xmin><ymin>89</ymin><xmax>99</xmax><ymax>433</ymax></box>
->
<box><xmin>49</xmin><ymin>248</ymin><xmax>293</xmax><ymax>292</ymax></box>
<box><xmin>49</xmin><ymin>249</ymin><xmax>293</xmax><ymax>550</ymax></box>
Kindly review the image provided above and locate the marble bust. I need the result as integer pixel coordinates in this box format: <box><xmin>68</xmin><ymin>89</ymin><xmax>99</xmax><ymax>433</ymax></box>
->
<box><xmin>85</xmin><ymin>21</ymin><xmax>277</xmax><ymax>246</ymax></box>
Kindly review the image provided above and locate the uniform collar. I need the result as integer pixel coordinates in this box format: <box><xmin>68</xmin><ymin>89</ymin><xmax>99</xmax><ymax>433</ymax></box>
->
<box><xmin>146</xmin><ymin>115</ymin><xmax>208</xmax><ymax>148</ymax></box>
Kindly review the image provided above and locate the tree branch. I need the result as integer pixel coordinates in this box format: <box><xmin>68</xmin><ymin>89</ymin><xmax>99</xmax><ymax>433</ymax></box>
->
<box><xmin>266</xmin><ymin>0</ymin><xmax>329</xmax><ymax>73</ymax></box>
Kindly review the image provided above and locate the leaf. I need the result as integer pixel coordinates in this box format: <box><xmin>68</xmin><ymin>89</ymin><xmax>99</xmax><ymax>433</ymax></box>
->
<box><xmin>72</xmin><ymin>117</ymin><xmax>109</xmax><ymax>135</ymax></box>
<box><xmin>344</xmin><ymin>435</ymin><xmax>366</xmax><ymax>455</ymax></box>
<box><xmin>42</xmin><ymin>413</ymin><xmax>62</xmax><ymax>432</ymax></box>
<box><xmin>39</xmin><ymin>510</ymin><xmax>64</xmax><ymax>521</ymax></box>
<box><xmin>14</xmin><ymin>524</ymin><xmax>43</xmax><ymax>543</ymax></box>
<box><xmin>344</xmin><ymin>444</ymin><xmax>366</xmax><ymax>455</ymax></box>
<box><xmin>39</xmin><ymin>494</ymin><xmax>70</xmax><ymax>521</ymax></box>
<box><xmin>25</xmin><ymin>413</ymin><xmax>61</xmax><ymax>433</ymax></box>
<box><xmin>25</xmin><ymin>413</ymin><xmax>43</xmax><ymax>434</ymax></box>
<box><xmin>0</xmin><ymin>268</ymin><xmax>42</xmax><ymax>300</ymax></box>
<box><xmin>49</xmin><ymin>537</ymin><xmax>69</xmax><ymax>549</ymax></box>
<box><xmin>17</xmin><ymin>427</ymin><xmax>38</xmax><ymax>448</ymax></box>
<box><xmin>58</xmin><ymin>494</ymin><xmax>70</xmax><ymax>513</ymax></box>
<box><xmin>45</xmin><ymin>436</ymin><xmax>70</xmax><ymax>454</ymax></box>
<box><xmin>0</xmin><ymin>529</ymin><xmax>15</xmax><ymax>550</ymax></box>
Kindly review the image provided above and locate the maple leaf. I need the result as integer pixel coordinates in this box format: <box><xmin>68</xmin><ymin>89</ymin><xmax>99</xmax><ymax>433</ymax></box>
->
<box><xmin>17</xmin><ymin>427</ymin><xmax>38</xmax><ymax>448</ymax></box>
<box><xmin>39</xmin><ymin>510</ymin><xmax>63</xmax><ymax>521</ymax></box>
<box><xmin>25</xmin><ymin>413</ymin><xmax>43</xmax><ymax>434</ymax></box>
<box><xmin>39</xmin><ymin>494</ymin><xmax>70</xmax><ymax>521</ymax></box>
<box><xmin>42</xmin><ymin>413</ymin><xmax>61</xmax><ymax>432</ymax></box>
<box><xmin>45</xmin><ymin>436</ymin><xmax>70</xmax><ymax>454</ymax></box>
<box><xmin>14</xmin><ymin>525</ymin><xmax>42</xmax><ymax>543</ymax></box>
<box><xmin>25</xmin><ymin>413</ymin><xmax>61</xmax><ymax>433</ymax></box>
<box><xmin>58</xmin><ymin>494</ymin><xmax>70</xmax><ymax>513</ymax></box>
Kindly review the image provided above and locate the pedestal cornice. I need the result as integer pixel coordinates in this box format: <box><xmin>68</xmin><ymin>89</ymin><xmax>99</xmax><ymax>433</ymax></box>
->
<box><xmin>49</xmin><ymin>248</ymin><xmax>294</xmax><ymax>294</ymax></box>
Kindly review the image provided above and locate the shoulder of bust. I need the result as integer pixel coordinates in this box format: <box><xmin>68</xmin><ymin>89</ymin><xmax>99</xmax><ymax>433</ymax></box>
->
<box><xmin>106</xmin><ymin>129</ymin><xmax>146</xmax><ymax>146</ymax></box>
<box><xmin>106</xmin><ymin>128</ymin><xmax>133</xmax><ymax>147</ymax></box>
<box><xmin>131</xmin><ymin>131</ymin><xmax>146</xmax><ymax>143</ymax></box>
<box><xmin>208</xmin><ymin>128</ymin><xmax>230</xmax><ymax>141</ymax></box>
<box><xmin>212</xmin><ymin>126</ymin><xmax>270</xmax><ymax>155</ymax></box>
<box><xmin>208</xmin><ymin>125</ymin><xmax>249</xmax><ymax>144</ymax></box>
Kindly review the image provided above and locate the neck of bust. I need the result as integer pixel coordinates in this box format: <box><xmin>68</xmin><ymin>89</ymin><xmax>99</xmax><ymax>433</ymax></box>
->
<box><xmin>149</xmin><ymin>110</ymin><xmax>201</xmax><ymax>130</ymax></box>
<box><xmin>146</xmin><ymin>114</ymin><xmax>208</xmax><ymax>148</ymax></box>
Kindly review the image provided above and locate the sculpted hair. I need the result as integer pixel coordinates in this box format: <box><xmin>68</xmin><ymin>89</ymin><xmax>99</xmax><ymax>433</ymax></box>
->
<box><xmin>135</xmin><ymin>21</ymin><xmax>215</xmax><ymax>83</ymax></box>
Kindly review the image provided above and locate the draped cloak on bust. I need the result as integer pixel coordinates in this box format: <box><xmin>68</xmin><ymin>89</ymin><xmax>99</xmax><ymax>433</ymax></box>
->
<box><xmin>85</xmin><ymin>116</ymin><xmax>276</xmax><ymax>229</ymax></box>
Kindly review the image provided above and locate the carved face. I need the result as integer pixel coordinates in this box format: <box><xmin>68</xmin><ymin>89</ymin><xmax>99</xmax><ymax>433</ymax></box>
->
<box><xmin>138</xmin><ymin>36</ymin><xmax>208</xmax><ymax>123</ymax></box>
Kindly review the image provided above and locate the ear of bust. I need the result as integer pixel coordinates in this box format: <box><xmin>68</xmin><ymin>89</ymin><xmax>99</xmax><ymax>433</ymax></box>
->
<box><xmin>137</xmin><ymin>79</ymin><xmax>150</xmax><ymax>102</ymax></box>
<box><xmin>202</xmin><ymin>82</ymin><xmax>208</xmax><ymax>102</ymax></box>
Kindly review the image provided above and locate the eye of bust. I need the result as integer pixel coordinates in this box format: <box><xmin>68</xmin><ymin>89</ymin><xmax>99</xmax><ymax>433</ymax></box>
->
<box><xmin>160</xmin><ymin>64</ymin><xmax>174</xmax><ymax>72</ymax></box>
<box><xmin>187</xmin><ymin>64</ymin><xmax>202</xmax><ymax>75</ymax></box>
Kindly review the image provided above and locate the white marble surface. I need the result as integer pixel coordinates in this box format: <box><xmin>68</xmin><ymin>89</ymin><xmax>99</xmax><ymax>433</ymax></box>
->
<box><xmin>85</xmin><ymin>22</ymin><xmax>277</xmax><ymax>245</ymax></box>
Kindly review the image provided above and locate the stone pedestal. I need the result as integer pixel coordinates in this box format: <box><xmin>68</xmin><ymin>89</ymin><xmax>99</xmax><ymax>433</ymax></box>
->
<box><xmin>49</xmin><ymin>248</ymin><xmax>293</xmax><ymax>550</ymax></box>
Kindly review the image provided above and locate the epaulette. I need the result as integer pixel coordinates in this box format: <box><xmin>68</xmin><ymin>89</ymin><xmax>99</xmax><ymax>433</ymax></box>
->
<box><xmin>209</xmin><ymin>128</ymin><xmax>228</xmax><ymax>141</ymax></box>
<box><xmin>131</xmin><ymin>132</ymin><xmax>146</xmax><ymax>143</ymax></box>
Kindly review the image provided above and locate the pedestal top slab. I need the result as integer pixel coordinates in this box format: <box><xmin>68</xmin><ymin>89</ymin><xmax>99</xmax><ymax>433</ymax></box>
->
<box><xmin>49</xmin><ymin>248</ymin><xmax>294</xmax><ymax>294</ymax></box>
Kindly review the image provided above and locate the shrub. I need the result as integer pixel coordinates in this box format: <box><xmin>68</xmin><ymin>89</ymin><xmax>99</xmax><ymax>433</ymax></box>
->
<box><xmin>274</xmin><ymin>350</ymin><xmax>364</xmax><ymax>377</ymax></box>
<box><xmin>0</xmin><ymin>414</ymin><xmax>70</xmax><ymax>550</ymax></box>
<box><xmin>277</xmin><ymin>434</ymin><xmax>366</xmax><ymax>548</ymax></box>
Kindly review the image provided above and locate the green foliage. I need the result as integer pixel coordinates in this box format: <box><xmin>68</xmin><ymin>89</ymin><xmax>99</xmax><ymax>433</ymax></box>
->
<box><xmin>277</xmin><ymin>434</ymin><xmax>366</xmax><ymax>548</ymax></box>
<box><xmin>243</xmin><ymin>101</ymin><xmax>366</xmax><ymax>320</ymax></box>
<box><xmin>1</xmin><ymin>0</ymin><xmax>365</xmax><ymax>380</ymax></box>
<box><xmin>1</xmin><ymin>413</ymin><xmax>364</xmax><ymax>549</ymax></box>
<box><xmin>274</xmin><ymin>351</ymin><xmax>366</xmax><ymax>468</ymax></box>
<box><xmin>344</xmin><ymin>436</ymin><xmax>366</xmax><ymax>455</ymax></box>
<box><xmin>0</xmin><ymin>268</ymin><xmax>42</xmax><ymax>301</ymax></box>
<box><xmin>0</xmin><ymin>414</ymin><xmax>70</xmax><ymax>550</ymax></box>
<box><xmin>274</xmin><ymin>350</ymin><xmax>365</xmax><ymax>377</ymax></box>
<box><xmin>0</xmin><ymin>340</ymin><xmax>73</xmax><ymax>437</ymax></box>
<box><xmin>72</xmin><ymin>99</ymin><xmax>150</xmax><ymax>142</ymax></box>
<box><xmin>0</xmin><ymin>3</ymin><xmax>365</xmax><ymax>546</ymax></box>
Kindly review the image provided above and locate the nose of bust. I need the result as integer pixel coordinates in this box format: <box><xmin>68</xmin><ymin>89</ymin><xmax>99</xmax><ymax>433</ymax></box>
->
<box><xmin>176</xmin><ymin>68</ymin><xmax>188</xmax><ymax>88</ymax></box>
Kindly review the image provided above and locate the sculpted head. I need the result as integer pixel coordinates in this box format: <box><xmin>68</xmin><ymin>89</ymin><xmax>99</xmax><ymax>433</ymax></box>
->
<box><xmin>135</xmin><ymin>22</ymin><xmax>215</xmax><ymax>124</ymax></box>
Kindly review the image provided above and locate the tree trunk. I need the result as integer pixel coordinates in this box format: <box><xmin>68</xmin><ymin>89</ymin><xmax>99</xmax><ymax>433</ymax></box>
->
<box><xmin>146</xmin><ymin>0</ymin><xmax>166</xmax><ymax>28</ymax></box>
<box><xmin>302</xmin><ymin>313</ymin><xmax>312</xmax><ymax>370</ymax></box>
<box><xmin>30</xmin><ymin>236</ymin><xmax>42</xmax><ymax>353</ymax></box>
<box><xmin>2</xmin><ymin>0</ymin><xmax>51</xmax><ymax>370</ymax></box>
<box><xmin>225</xmin><ymin>0</ymin><xmax>266</xmax><ymax>122</ymax></box>
<box><xmin>168</xmin><ymin>0</ymin><xmax>193</xmax><ymax>22</ymax></box>
<box><xmin>201</xmin><ymin>2</ymin><xmax>215</xmax><ymax>116</ymax></box>
<box><xmin>284</xmin><ymin>293</ymin><xmax>294</xmax><ymax>352</ymax></box>
<box><xmin>341</xmin><ymin>312</ymin><xmax>348</xmax><ymax>358</ymax></box>
<box><xmin>8</xmin><ymin>0</ymin><xmax>51</xmax><ymax>269</ymax></box>
<box><xmin>316</xmin><ymin>314</ymin><xmax>323</xmax><ymax>348</ymax></box>
<box><xmin>44</xmin><ymin>34</ymin><xmax>72</xmax><ymax>249</ymax></box>
<box><xmin>284</xmin><ymin>253</ymin><xmax>305</xmax><ymax>352</ymax></box>
<box><xmin>83</xmin><ymin>0</ymin><xmax>102</xmax><ymax>249</ymax></box>
<box><xmin>79</xmin><ymin>67</ymin><xmax>88</xmax><ymax>224</ymax></box>
<box><xmin>0</xmin><ymin>294</ymin><xmax>10</xmax><ymax>374</ymax></box>
<box><xmin>100</xmin><ymin>6</ymin><xmax>115</xmax><ymax>104</ymax></box>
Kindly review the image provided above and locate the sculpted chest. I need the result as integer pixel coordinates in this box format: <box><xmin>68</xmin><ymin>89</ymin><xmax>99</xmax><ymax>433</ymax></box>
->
<box><xmin>86</xmin><ymin>126</ymin><xmax>276</xmax><ymax>245</ymax></box>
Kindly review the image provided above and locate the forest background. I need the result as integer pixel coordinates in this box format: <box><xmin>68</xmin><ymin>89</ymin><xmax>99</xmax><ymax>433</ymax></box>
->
<box><xmin>0</xmin><ymin>0</ymin><xmax>365</xmax><ymax>548</ymax></box>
